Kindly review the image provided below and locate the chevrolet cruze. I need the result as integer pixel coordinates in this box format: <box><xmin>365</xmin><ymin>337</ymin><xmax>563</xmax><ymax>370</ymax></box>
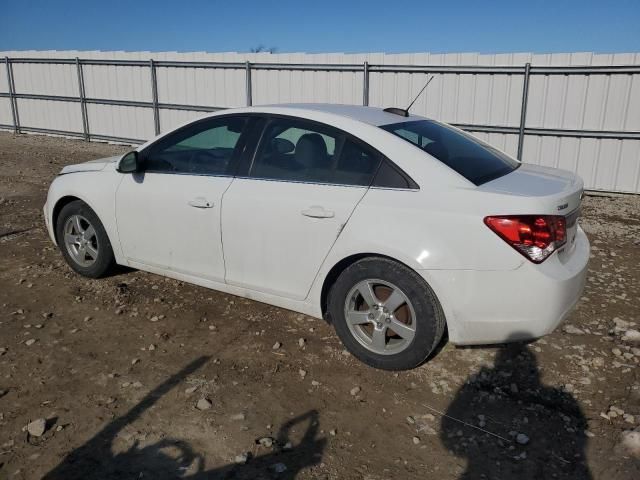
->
<box><xmin>44</xmin><ymin>104</ymin><xmax>589</xmax><ymax>370</ymax></box>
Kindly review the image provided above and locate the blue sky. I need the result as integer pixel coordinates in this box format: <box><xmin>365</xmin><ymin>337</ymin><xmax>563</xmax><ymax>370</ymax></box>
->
<box><xmin>2</xmin><ymin>0</ymin><xmax>639</xmax><ymax>54</ymax></box>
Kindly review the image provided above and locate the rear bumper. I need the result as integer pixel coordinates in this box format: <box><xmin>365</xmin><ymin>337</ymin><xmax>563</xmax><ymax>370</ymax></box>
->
<box><xmin>422</xmin><ymin>226</ymin><xmax>590</xmax><ymax>345</ymax></box>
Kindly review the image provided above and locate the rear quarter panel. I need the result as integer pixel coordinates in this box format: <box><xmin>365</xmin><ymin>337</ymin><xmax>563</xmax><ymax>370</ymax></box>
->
<box><xmin>322</xmin><ymin>186</ymin><xmax>530</xmax><ymax>271</ymax></box>
<box><xmin>307</xmin><ymin>185</ymin><xmax>545</xmax><ymax>315</ymax></box>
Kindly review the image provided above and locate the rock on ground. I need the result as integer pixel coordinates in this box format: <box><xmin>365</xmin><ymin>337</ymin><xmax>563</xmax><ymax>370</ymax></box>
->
<box><xmin>27</xmin><ymin>418</ymin><xmax>47</xmax><ymax>437</ymax></box>
<box><xmin>196</xmin><ymin>398</ymin><xmax>212</xmax><ymax>410</ymax></box>
<box><xmin>617</xmin><ymin>428</ymin><xmax>640</xmax><ymax>459</ymax></box>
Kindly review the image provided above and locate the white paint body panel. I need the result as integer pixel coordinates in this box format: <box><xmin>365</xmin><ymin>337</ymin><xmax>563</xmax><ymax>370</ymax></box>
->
<box><xmin>115</xmin><ymin>172</ymin><xmax>231</xmax><ymax>282</ymax></box>
<box><xmin>221</xmin><ymin>178</ymin><xmax>366</xmax><ymax>300</ymax></box>
<box><xmin>45</xmin><ymin>164</ymin><xmax>127</xmax><ymax>264</ymax></box>
<box><xmin>59</xmin><ymin>156</ymin><xmax>121</xmax><ymax>174</ymax></box>
<box><xmin>421</xmin><ymin>227</ymin><xmax>589</xmax><ymax>344</ymax></box>
<box><xmin>43</xmin><ymin>104</ymin><xmax>590</xmax><ymax>346</ymax></box>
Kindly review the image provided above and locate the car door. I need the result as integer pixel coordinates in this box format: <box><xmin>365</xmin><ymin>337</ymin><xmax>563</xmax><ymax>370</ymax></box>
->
<box><xmin>221</xmin><ymin>116</ymin><xmax>381</xmax><ymax>300</ymax></box>
<box><xmin>115</xmin><ymin>115</ymin><xmax>250</xmax><ymax>282</ymax></box>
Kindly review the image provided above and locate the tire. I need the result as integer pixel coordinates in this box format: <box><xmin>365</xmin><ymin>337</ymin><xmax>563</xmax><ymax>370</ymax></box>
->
<box><xmin>55</xmin><ymin>200</ymin><xmax>115</xmax><ymax>278</ymax></box>
<box><xmin>328</xmin><ymin>257</ymin><xmax>446</xmax><ymax>370</ymax></box>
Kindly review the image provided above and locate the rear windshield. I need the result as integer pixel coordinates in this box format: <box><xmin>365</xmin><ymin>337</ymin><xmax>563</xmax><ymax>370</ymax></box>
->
<box><xmin>381</xmin><ymin>120</ymin><xmax>519</xmax><ymax>185</ymax></box>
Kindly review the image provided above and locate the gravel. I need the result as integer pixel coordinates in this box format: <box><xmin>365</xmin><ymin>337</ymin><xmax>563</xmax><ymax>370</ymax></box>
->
<box><xmin>622</xmin><ymin>329</ymin><xmax>640</xmax><ymax>343</ymax></box>
<box><xmin>563</xmin><ymin>325</ymin><xmax>584</xmax><ymax>335</ymax></box>
<box><xmin>617</xmin><ymin>428</ymin><xmax>640</xmax><ymax>459</ymax></box>
<box><xmin>271</xmin><ymin>462</ymin><xmax>287</xmax><ymax>473</ymax></box>
<box><xmin>257</xmin><ymin>436</ymin><xmax>274</xmax><ymax>448</ymax></box>
<box><xmin>196</xmin><ymin>398</ymin><xmax>212</xmax><ymax>410</ymax></box>
<box><xmin>234</xmin><ymin>452</ymin><xmax>249</xmax><ymax>464</ymax></box>
<box><xmin>0</xmin><ymin>133</ymin><xmax>638</xmax><ymax>479</ymax></box>
<box><xmin>27</xmin><ymin>418</ymin><xmax>47</xmax><ymax>437</ymax></box>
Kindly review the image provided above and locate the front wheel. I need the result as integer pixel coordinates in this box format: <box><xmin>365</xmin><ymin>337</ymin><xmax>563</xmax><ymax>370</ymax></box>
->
<box><xmin>55</xmin><ymin>200</ymin><xmax>115</xmax><ymax>278</ymax></box>
<box><xmin>328</xmin><ymin>257</ymin><xmax>446</xmax><ymax>370</ymax></box>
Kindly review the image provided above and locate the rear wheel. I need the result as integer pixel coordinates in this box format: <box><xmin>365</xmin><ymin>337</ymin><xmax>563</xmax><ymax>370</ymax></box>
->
<box><xmin>55</xmin><ymin>200</ymin><xmax>115</xmax><ymax>278</ymax></box>
<box><xmin>328</xmin><ymin>257</ymin><xmax>445</xmax><ymax>370</ymax></box>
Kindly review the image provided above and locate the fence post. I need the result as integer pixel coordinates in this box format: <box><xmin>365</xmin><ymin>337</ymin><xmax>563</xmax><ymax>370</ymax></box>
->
<box><xmin>517</xmin><ymin>62</ymin><xmax>531</xmax><ymax>160</ymax></box>
<box><xmin>362</xmin><ymin>61</ymin><xmax>369</xmax><ymax>106</ymax></box>
<box><xmin>5</xmin><ymin>57</ymin><xmax>20</xmax><ymax>134</ymax></box>
<box><xmin>245</xmin><ymin>61</ymin><xmax>252</xmax><ymax>106</ymax></box>
<box><xmin>75</xmin><ymin>57</ymin><xmax>90</xmax><ymax>140</ymax></box>
<box><xmin>149</xmin><ymin>59</ymin><xmax>160</xmax><ymax>135</ymax></box>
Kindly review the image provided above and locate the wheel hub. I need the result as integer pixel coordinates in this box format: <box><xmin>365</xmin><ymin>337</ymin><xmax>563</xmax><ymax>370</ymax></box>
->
<box><xmin>371</xmin><ymin>305</ymin><xmax>391</xmax><ymax>326</ymax></box>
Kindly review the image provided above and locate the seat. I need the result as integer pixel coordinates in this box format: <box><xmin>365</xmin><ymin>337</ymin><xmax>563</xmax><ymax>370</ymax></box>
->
<box><xmin>295</xmin><ymin>133</ymin><xmax>329</xmax><ymax>169</ymax></box>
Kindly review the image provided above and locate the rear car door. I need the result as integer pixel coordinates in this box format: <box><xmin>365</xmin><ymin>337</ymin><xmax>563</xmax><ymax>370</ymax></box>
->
<box><xmin>116</xmin><ymin>115</ymin><xmax>250</xmax><ymax>282</ymax></box>
<box><xmin>221</xmin><ymin>116</ymin><xmax>381</xmax><ymax>300</ymax></box>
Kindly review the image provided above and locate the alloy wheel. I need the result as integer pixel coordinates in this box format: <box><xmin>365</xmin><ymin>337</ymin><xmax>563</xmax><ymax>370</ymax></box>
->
<box><xmin>343</xmin><ymin>279</ymin><xmax>416</xmax><ymax>355</ymax></box>
<box><xmin>63</xmin><ymin>214</ymin><xmax>99</xmax><ymax>267</ymax></box>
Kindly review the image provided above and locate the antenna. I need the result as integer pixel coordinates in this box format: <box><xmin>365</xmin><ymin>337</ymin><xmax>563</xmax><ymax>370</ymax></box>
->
<box><xmin>405</xmin><ymin>75</ymin><xmax>435</xmax><ymax>112</ymax></box>
<box><xmin>383</xmin><ymin>75</ymin><xmax>436</xmax><ymax>117</ymax></box>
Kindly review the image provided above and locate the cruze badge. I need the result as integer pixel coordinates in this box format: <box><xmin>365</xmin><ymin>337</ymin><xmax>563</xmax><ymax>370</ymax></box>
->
<box><xmin>557</xmin><ymin>202</ymin><xmax>569</xmax><ymax>211</ymax></box>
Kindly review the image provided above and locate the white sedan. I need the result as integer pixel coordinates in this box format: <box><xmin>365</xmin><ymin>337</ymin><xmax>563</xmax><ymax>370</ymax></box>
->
<box><xmin>44</xmin><ymin>104</ymin><xmax>589</xmax><ymax>370</ymax></box>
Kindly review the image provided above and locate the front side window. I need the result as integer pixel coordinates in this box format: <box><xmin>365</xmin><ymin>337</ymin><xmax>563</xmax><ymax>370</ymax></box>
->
<box><xmin>381</xmin><ymin>120</ymin><xmax>519</xmax><ymax>185</ymax></box>
<box><xmin>144</xmin><ymin>116</ymin><xmax>248</xmax><ymax>175</ymax></box>
<box><xmin>250</xmin><ymin>119</ymin><xmax>379</xmax><ymax>186</ymax></box>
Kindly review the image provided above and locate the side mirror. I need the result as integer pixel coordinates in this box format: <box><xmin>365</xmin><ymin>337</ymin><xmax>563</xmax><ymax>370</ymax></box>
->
<box><xmin>117</xmin><ymin>151</ymin><xmax>141</xmax><ymax>173</ymax></box>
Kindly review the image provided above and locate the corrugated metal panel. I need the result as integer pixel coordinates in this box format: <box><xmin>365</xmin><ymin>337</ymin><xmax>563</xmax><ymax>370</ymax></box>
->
<box><xmin>469</xmin><ymin>132</ymin><xmax>520</xmax><ymax>159</ymax></box>
<box><xmin>159</xmin><ymin>108</ymin><xmax>211</xmax><ymax>132</ymax></box>
<box><xmin>0</xmin><ymin>49</ymin><xmax>639</xmax><ymax>193</ymax></box>
<box><xmin>16</xmin><ymin>98</ymin><xmax>83</xmax><ymax>132</ymax></box>
<box><xmin>86</xmin><ymin>104</ymin><xmax>154</xmax><ymax>140</ymax></box>
<box><xmin>11</xmin><ymin>62</ymin><xmax>78</xmax><ymax>96</ymax></box>
<box><xmin>0</xmin><ymin>61</ymin><xmax>8</xmax><ymax>93</ymax></box>
<box><xmin>1</xmin><ymin>58</ymin><xmax>14</xmax><ymax>129</ymax></box>
<box><xmin>0</xmin><ymin>98</ymin><xmax>13</xmax><ymax>125</ymax></box>
<box><xmin>252</xmin><ymin>68</ymin><xmax>362</xmax><ymax>105</ymax></box>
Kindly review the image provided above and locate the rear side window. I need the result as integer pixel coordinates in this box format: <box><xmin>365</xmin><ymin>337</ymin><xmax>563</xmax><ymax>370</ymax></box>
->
<box><xmin>337</xmin><ymin>139</ymin><xmax>379</xmax><ymax>186</ymax></box>
<box><xmin>381</xmin><ymin>120</ymin><xmax>519</xmax><ymax>185</ymax></box>
<box><xmin>373</xmin><ymin>161</ymin><xmax>418</xmax><ymax>189</ymax></box>
<box><xmin>250</xmin><ymin>118</ymin><xmax>379</xmax><ymax>186</ymax></box>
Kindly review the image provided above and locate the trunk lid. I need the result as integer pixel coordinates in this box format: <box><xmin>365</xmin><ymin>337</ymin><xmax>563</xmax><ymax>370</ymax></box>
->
<box><xmin>480</xmin><ymin>163</ymin><xmax>583</xmax><ymax>211</ymax></box>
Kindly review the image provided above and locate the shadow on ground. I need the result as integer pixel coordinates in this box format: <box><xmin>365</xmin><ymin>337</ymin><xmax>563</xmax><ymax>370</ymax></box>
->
<box><xmin>441</xmin><ymin>333</ymin><xmax>593</xmax><ymax>479</ymax></box>
<box><xmin>42</xmin><ymin>356</ymin><xmax>326</xmax><ymax>480</ymax></box>
<box><xmin>41</xmin><ymin>335</ymin><xmax>594</xmax><ymax>479</ymax></box>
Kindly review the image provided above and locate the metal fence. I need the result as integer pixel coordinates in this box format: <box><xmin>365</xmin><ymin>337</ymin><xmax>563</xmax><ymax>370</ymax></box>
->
<box><xmin>1</xmin><ymin>53</ymin><xmax>640</xmax><ymax>193</ymax></box>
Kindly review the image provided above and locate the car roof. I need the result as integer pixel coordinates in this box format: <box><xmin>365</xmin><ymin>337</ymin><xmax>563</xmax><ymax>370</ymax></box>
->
<box><xmin>250</xmin><ymin>103</ymin><xmax>425</xmax><ymax>127</ymax></box>
<box><xmin>137</xmin><ymin>104</ymin><xmax>423</xmax><ymax>152</ymax></box>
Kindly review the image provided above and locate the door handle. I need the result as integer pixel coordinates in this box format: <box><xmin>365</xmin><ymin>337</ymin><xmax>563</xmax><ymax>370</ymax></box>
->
<box><xmin>301</xmin><ymin>206</ymin><xmax>335</xmax><ymax>218</ymax></box>
<box><xmin>188</xmin><ymin>197</ymin><xmax>214</xmax><ymax>208</ymax></box>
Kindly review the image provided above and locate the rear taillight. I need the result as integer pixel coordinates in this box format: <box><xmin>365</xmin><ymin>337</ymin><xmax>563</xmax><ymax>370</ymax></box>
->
<box><xmin>484</xmin><ymin>215</ymin><xmax>567</xmax><ymax>263</ymax></box>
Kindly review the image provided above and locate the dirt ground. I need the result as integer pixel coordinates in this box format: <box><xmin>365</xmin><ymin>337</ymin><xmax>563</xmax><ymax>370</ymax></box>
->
<box><xmin>0</xmin><ymin>131</ymin><xmax>639</xmax><ymax>480</ymax></box>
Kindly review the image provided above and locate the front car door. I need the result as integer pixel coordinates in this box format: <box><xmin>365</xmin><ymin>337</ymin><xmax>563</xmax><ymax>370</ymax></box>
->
<box><xmin>116</xmin><ymin>115</ymin><xmax>250</xmax><ymax>282</ymax></box>
<box><xmin>221</xmin><ymin>116</ymin><xmax>382</xmax><ymax>300</ymax></box>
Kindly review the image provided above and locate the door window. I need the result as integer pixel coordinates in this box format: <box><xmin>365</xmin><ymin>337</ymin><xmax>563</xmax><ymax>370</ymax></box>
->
<box><xmin>250</xmin><ymin>119</ymin><xmax>380</xmax><ymax>186</ymax></box>
<box><xmin>144</xmin><ymin>116</ymin><xmax>248</xmax><ymax>175</ymax></box>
